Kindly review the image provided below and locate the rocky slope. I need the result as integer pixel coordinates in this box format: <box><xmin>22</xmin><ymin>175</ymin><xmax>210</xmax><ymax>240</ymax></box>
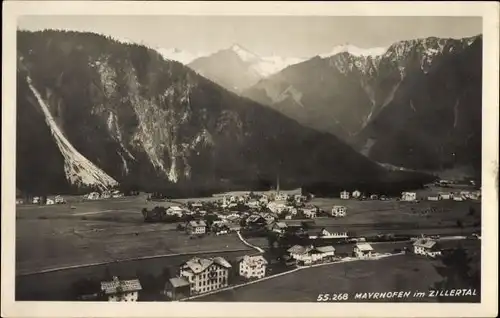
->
<box><xmin>16</xmin><ymin>30</ymin><xmax>387</xmax><ymax>195</ymax></box>
<box><xmin>243</xmin><ymin>35</ymin><xmax>482</xmax><ymax>174</ymax></box>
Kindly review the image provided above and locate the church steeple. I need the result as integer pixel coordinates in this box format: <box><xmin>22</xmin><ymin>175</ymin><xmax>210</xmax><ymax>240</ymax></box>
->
<box><xmin>277</xmin><ymin>174</ymin><xmax>280</xmax><ymax>194</ymax></box>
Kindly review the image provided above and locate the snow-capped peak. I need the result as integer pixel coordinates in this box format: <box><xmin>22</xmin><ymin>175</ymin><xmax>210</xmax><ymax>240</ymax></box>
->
<box><xmin>229</xmin><ymin>43</ymin><xmax>260</xmax><ymax>62</ymax></box>
<box><xmin>320</xmin><ymin>43</ymin><xmax>388</xmax><ymax>58</ymax></box>
<box><xmin>156</xmin><ymin>47</ymin><xmax>209</xmax><ymax>65</ymax></box>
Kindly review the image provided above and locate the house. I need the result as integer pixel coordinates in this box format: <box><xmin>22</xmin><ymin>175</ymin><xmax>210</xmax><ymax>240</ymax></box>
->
<box><xmin>287</xmin><ymin>245</ymin><xmax>336</xmax><ymax>265</ymax></box>
<box><xmin>270</xmin><ymin>221</ymin><xmax>288</xmax><ymax>234</ymax></box>
<box><xmin>294</xmin><ymin>194</ymin><xmax>305</xmax><ymax>203</ymax></box>
<box><xmin>469</xmin><ymin>191</ymin><xmax>481</xmax><ymax>200</ymax></box>
<box><xmin>227</xmin><ymin>223</ymin><xmax>241</xmax><ymax>232</ymax></box>
<box><xmin>427</xmin><ymin>195</ymin><xmax>440</xmax><ymax>201</ymax></box>
<box><xmin>438</xmin><ymin>192</ymin><xmax>452</xmax><ymax>200</ymax></box>
<box><xmin>331</xmin><ymin>206</ymin><xmax>347</xmax><ymax>217</ymax></box>
<box><xmin>259</xmin><ymin>195</ymin><xmax>269</xmax><ymax>204</ymax></box>
<box><xmin>186</xmin><ymin>220</ymin><xmax>207</xmax><ymax>235</ymax></box>
<box><xmin>226</xmin><ymin>213</ymin><xmax>240</xmax><ymax>222</ymax></box>
<box><xmin>311</xmin><ymin>246</ymin><xmax>336</xmax><ymax>261</ymax></box>
<box><xmin>32</xmin><ymin>196</ymin><xmax>40</xmax><ymax>204</ymax></box>
<box><xmin>310</xmin><ymin>229</ymin><xmax>348</xmax><ymax>238</ymax></box>
<box><xmin>111</xmin><ymin>190</ymin><xmax>124</xmax><ymax>198</ymax></box>
<box><xmin>353</xmin><ymin>243</ymin><xmax>374</xmax><ymax>258</ymax></box>
<box><xmin>452</xmin><ymin>193</ymin><xmax>465</xmax><ymax>201</ymax></box>
<box><xmin>238</xmin><ymin>255</ymin><xmax>268</xmax><ymax>279</ymax></box>
<box><xmin>311</xmin><ymin>228</ymin><xmax>348</xmax><ymax>239</ymax></box>
<box><xmin>275</xmin><ymin>193</ymin><xmax>288</xmax><ymax>201</ymax></box>
<box><xmin>167</xmin><ymin>206</ymin><xmax>184</xmax><ymax>217</ymax></box>
<box><xmin>46</xmin><ymin>198</ymin><xmax>55</xmax><ymax>205</ymax></box>
<box><xmin>247</xmin><ymin>200</ymin><xmax>261</xmax><ymax>209</ymax></box>
<box><xmin>413</xmin><ymin>238</ymin><xmax>441</xmax><ymax>258</ymax></box>
<box><xmin>370</xmin><ymin>194</ymin><xmax>379</xmax><ymax>200</ymax></box>
<box><xmin>284</xmin><ymin>214</ymin><xmax>293</xmax><ymax>220</ymax></box>
<box><xmin>179</xmin><ymin>257</ymin><xmax>232</xmax><ymax>294</ymax></box>
<box><xmin>352</xmin><ymin>190</ymin><xmax>362</xmax><ymax>199</ymax></box>
<box><xmin>246</xmin><ymin>214</ymin><xmax>267</xmax><ymax>226</ymax></box>
<box><xmin>267</xmin><ymin>201</ymin><xmax>288</xmax><ymax>214</ymax></box>
<box><xmin>101</xmin><ymin>191</ymin><xmax>111</xmax><ymax>199</ymax></box>
<box><xmin>287</xmin><ymin>245</ymin><xmax>314</xmax><ymax>264</ymax></box>
<box><xmin>302</xmin><ymin>207</ymin><xmax>317</xmax><ymax>219</ymax></box>
<box><xmin>100</xmin><ymin>276</ymin><xmax>142</xmax><ymax>302</ymax></box>
<box><xmin>55</xmin><ymin>195</ymin><xmax>66</xmax><ymax>204</ymax></box>
<box><xmin>401</xmin><ymin>192</ymin><xmax>417</xmax><ymax>202</ymax></box>
<box><xmin>260</xmin><ymin>212</ymin><xmax>277</xmax><ymax>224</ymax></box>
<box><xmin>16</xmin><ymin>198</ymin><xmax>24</xmax><ymax>205</ymax></box>
<box><xmin>340</xmin><ymin>191</ymin><xmax>350</xmax><ymax>200</ymax></box>
<box><xmin>86</xmin><ymin>192</ymin><xmax>100</xmax><ymax>200</ymax></box>
<box><xmin>165</xmin><ymin>277</ymin><xmax>191</xmax><ymax>300</ymax></box>
<box><xmin>191</xmin><ymin>202</ymin><xmax>203</xmax><ymax>209</ymax></box>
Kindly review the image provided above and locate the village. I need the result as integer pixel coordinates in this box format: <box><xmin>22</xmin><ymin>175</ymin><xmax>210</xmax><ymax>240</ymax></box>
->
<box><xmin>14</xmin><ymin>177</ymin><xmax>482</xmax><ymax>302</ymax></box>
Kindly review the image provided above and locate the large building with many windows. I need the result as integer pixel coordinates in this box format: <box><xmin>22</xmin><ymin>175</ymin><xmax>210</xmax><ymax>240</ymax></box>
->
<box><xmin>178</xmin><ymin>257</ymin><xmax>232</xmax><ymax>294</ymax></box>
<box><xmin>238</xmin><ymin>255</ymin><xmax>268</xmax><ymax>279</ymax></box>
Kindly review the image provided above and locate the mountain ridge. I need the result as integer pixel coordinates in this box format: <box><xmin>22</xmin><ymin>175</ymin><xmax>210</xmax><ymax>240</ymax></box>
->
<box><xmin>243</xmin><ymin>34</ymin><xmax>482</xmax><ymax>176</ymax></box>
<box><xmin>17</xmin><ymin>29</ymin><xmax>397</xmax><ymax>195</ymax></box>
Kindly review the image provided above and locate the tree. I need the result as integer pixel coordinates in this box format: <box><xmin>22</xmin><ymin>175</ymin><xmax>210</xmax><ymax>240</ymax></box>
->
<box><xmin>433</xmin><ymin>246</ymin><xmax>480</xmax><ymax>302</ymax></box>
<box><xmin>71</xmin><ymin>277</ymin><xmax>100</xmax><ymax>300</ymax></box>
<box><xmin>456</xmin><ymin>219</ymin><xmax>463</xmax><ymax>228</ymax></box>
<box><xmin>267</xmin><ymin>232</ymin><xmax>278</xmax><ymax>250</ymax></box>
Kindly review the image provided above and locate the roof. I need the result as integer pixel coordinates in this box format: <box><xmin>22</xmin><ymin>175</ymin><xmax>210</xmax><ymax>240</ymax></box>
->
<box><xmin>188</xmin><ymin>220</ymin><xmax>206</xmax><ymax>227</ymax></box>
<box><xmin>101</xmin><ymin>277</ymin><xmax>142</xmax><ymax>295</ymax></box>
<box><xmin>283</xmin><ymin>219</ymin><xmax>314</xmax><ymax>226</ymax></box>
<box><xmin>287</xmin><ymin>245</ymin><xmax>311</xmax><ymax>254</ymax></box>
<box><xmin>168</xmin><ymin>206</ymin><xmax>183</xmax><ymax>211</ymax></box>
<box><xmin>314</xmin><ymin>246</ymin><xmax>336</xmax><ymax>253</ymax></box>
<box><xmin>247</xmin><ymin>214</ymin><xmax>264</xmax><ymax>223</ymax></box>
<box><xmin>169</xmin><ymin>277</ymin><xmax>190</xmax><ymax>288</ymax></box>
<box><xmin>413</xmin><ymin>238</ymin><xmax>437</xmax><ymax>249</ymax></box>
<box><xmin>182</xmin><ymin>256</ymin><xmax>232</xmax><ymax>274</ymax></box>
<box><xmin>240</xmin><ymin>255</ymin><xmax>268</xmax><ymax>266</ymax></box>
<box><xmin>213</xmin><ymin>256</ymin><xmax>232</xmax><ymax>268</ymax></box>
<box><xmin>274</xmin><ymin>222</ymin><xmax>288</xmax><ymax>229</ymax></box>
<box><xmin>332</xmin><ymin>205</ymin><xmax>346</xmax><ymax>209</ymax></box>
<box><xmin>355</xmin><ymin>243</ymin><xmax>374</xmax><ymax>251</ymax></box>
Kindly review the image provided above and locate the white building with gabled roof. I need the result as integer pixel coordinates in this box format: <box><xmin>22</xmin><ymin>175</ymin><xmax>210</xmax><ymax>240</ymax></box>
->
<box><xmin>413</xmin><ymin>238</ymin><xmax>441</xmax><ymax>258</ymax></box>
<box><xmin>100</xmin><ymin>276</ymin><xmax>142</xmax><ymax>302</ymax></box>
<box><xmin>353</xmin><ymin>243</ymin><xmax>374</xmax><ymax>258</ymax></box>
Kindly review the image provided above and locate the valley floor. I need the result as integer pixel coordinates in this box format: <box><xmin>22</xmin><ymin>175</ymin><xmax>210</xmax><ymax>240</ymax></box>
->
<box><xmin>14</xmin><ymin>191</ymin><xmax>481</xmax><ymax>302</ymax></box>
<box><xmin>197</xmin><ymin>252</ymin><xmax>480</xmax><ymax>303</ymax></box>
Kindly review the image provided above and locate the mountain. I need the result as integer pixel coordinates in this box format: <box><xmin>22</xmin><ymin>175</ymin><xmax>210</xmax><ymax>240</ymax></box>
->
<box><xmin>16</xmin><ymin>30</ymin><xmax>390</xmax><ymax>195</ymax></box>
<box><xmin>319</xmin><ymin>43</ymin><xmax>388</xmax><ymax>58</ymax></box>
<box><xmin>155</xmin><ymin>47</ymin><xmax>209</xmax><ymax>65</ymax></box>
<box><xmin>243</xmin><ymin>35</ymin><xmax>482</xmax><ymax>175</ymax></box>
<box><xmin>188</xmin><ymin>44</ymin><xmax>305</xmax><ymax>93</ymax></box>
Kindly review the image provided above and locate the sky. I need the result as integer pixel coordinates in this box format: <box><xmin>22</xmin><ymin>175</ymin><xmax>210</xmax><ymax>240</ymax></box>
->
<box><xmin>18</xmin><ymin>16</ymin><xmax>482</xmax><ymax>57</ymax></box>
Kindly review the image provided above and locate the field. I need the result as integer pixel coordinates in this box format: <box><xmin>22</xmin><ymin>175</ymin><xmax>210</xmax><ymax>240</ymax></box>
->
<box><xmin>199</xmin><ymin>246</ymin><xmax>481</xmax><ymax>303</ymax></box>
<box><xmin>16</xmin><ymin>250</ymin><xmax>249</xmax><ymax>301</ymax></box>
<box><xmin>16</xmin><ymin>195</ymin><xmax>252</xmax><ymax>274</ymax></box>
<box><xmin>307</xmin><ymin>193</ymin><xmax>481</xmax><ymax>236</ymax></box>
<box><xmin>16</xmin><ymin>190</ymin><xmax>481</xmax><ymax>272</ymax></box>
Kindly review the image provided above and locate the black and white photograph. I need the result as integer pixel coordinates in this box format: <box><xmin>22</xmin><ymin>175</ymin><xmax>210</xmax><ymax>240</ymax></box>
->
<box><xmin>2</xmin><ymin>1</ymin><xmax>498</xmax><ymax>317</ymax></box>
